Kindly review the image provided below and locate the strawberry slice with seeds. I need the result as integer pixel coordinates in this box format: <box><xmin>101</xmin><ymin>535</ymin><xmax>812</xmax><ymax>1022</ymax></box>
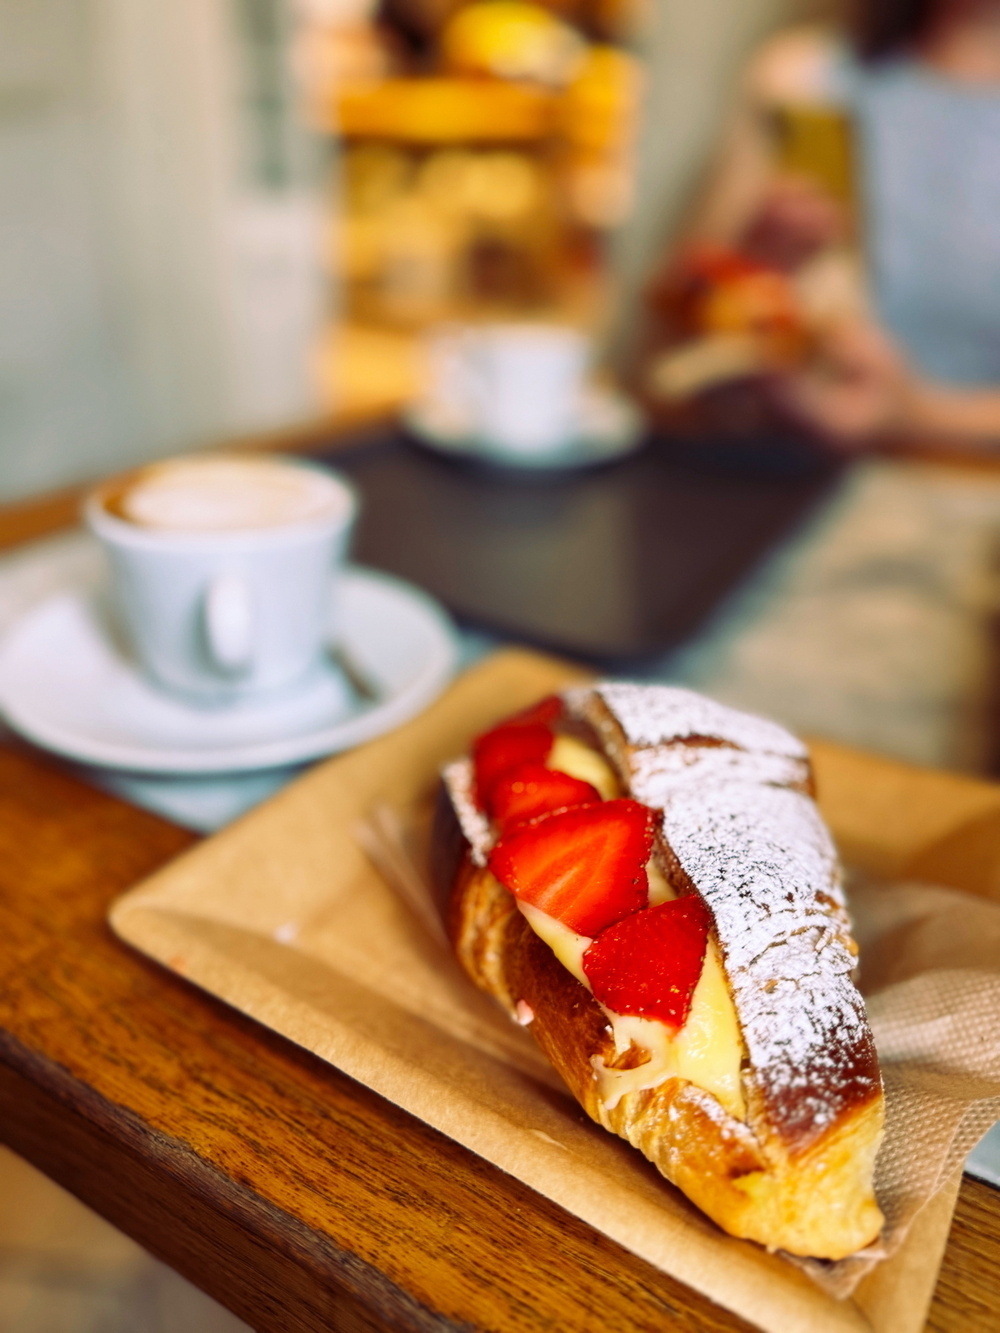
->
<box><xmin>582</xmin><ymin>896</ymin><xmax>712</xmax><ymax>1029</ymax></box>
<box><xmin>473</xmin><ymin>723</ymin><xmax>553</xmax><ymax>809</ymax></box>
<box><xmin>487</xmin><ymin>761</ymin><xmax>600</xmax><ymax>827</ymax></box>
<box><xmin>488</xmin><ymin>799</ymin><xmax>655</xmax><ymax>936</ymax></box>
<box><xmin>471</xmin><ymin>695</ymin><xmax>566</xmax><ymax>809</ymax></box>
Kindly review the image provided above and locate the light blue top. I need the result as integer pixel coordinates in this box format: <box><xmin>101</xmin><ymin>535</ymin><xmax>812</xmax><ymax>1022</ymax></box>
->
<box><xmin>834</xmin><ymin>54</ymin><xmax>1000</xmax><ymax>385</ymax></box>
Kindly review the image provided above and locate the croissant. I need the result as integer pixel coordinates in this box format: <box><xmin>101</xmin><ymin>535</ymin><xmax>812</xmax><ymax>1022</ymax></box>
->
<box><xmin>432</xmin><ymin>683</ymin><xmax>884</xmax><ymax>1259</ymax></box>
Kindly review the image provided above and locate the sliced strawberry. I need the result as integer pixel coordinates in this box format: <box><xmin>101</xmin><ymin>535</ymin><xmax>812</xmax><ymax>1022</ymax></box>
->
<box><xmin>473</xmin><ymin>723</ymin><xmax>553</xmax><ymax>808</ymax></box>
<box><xmin>503</xmin><ymin>694</ymin><xmax>564</xmax><ymax>729</ymax></box>
<box><xmin>471</xmin><ymin>695</ymin><xmax>566</xmax><ymax>809</ymax></box>
<box><xmin>487</xmin><ymin>761</ymin><xmax>600</xmax><ymax>827</ymax></box>
<box><xmin>582</xmin><ymin>895</ymin><xmax>712</xmax><ymax>1029</ymax></box>
<box><xmin>488</xmin><ymin>799</ymin><xmax>654</xmax><ymax>936</ymax></box>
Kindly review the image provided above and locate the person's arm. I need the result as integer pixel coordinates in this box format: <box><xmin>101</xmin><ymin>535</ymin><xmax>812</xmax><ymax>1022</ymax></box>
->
<box><xmin>782</xmin><ymin>319</ymin><xmax>1000</xmax><ymax>449</ymax></box>
<box><xmin>903</xmin><ymin>382</ymin><xmax>1000</xmax><ymax>443</ymax></box>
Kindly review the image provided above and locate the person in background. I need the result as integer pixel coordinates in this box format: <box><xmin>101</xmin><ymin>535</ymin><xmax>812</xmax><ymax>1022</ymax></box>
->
<box><xmin>647</xmin><ymin>0</ymin><xmax>1000</xmax><ymax>449</ymax></box>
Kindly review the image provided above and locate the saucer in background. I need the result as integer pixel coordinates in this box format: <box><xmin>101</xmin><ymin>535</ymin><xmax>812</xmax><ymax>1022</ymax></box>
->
<box><xmin>0</xmin><ymin>567</ymin><xmax>456</xmax><ymax>774</ymax></box>
<box><xmin>403</xmin><ymin>386</ymin><xmax>645</xmax><ymax>471</ymax></box>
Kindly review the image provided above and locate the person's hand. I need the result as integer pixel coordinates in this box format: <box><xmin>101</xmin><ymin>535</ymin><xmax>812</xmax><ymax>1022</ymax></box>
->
<box><xmin>741</xmin><ymin>176</ymin><xmax>848</xmax><ymax>272</ymax></box>
<box><xmin>776</xmin><ymin>318</ymin><xmax>915</xmax><ymax>449</ymax></box>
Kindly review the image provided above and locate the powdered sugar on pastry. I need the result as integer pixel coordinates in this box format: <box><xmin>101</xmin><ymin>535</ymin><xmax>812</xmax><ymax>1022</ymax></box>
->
<box><xmin>628</xmin><ymin>745</ymin><xmax>809</xmax><ymax>809</ymax></box>
<box><xmin>590</xmin><ymin>684</ymin><xmax>807</xmax><ymax>757</ymax></box>
<box><xmin>661</xmin><ymin>780</ymin><xmax>879</xmax><ymax>1149</ymax></box>
<box><xmin>442</xmin><ymin>759</ymin><xmax>492</xmax><ymax>866</ymax></box>
<box><xmin>565</xmin><ymin>684</ymin><xmax>811</xmax><ymax>802</ymax></box>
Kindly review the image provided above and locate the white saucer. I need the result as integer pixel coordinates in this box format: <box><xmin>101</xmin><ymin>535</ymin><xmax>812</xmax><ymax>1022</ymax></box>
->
<box><xmin>0</xmin><ymin>566</ymin><xmax>457</xmax><ymax>775</ymax></box>
<box><xmin>403</xmin><ymin>386</ymin><xmax>645</xmax><ymax>471</ymax></box>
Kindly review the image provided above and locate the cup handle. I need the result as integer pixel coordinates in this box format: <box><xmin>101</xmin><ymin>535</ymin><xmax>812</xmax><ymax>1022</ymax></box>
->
<box><xmin>202</xmin><ymin>573</ymin><xmax>254</xmax><ymax>674</ymax></box>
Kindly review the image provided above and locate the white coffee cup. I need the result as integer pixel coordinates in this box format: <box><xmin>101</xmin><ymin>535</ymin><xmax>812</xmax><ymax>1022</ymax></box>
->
<box><xmin>425</xmin><ymin>322</ymin><xmax>590</xmax><ymax>455</ymax></box>
<box><xmin>85</xmin><ymin>455</ymin><xmax>358</xmax><ymax>705</ymax></box>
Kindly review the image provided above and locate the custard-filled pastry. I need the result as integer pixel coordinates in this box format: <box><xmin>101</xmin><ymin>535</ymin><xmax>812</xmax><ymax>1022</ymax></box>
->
<box><xmin>432</xmin><ymin>684</ymin><xmax>884</xmax><ymax>1259</ymax></box>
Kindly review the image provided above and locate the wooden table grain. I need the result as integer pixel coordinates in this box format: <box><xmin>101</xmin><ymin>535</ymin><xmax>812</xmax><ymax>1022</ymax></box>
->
<box><xmin>0</xmin><ymin>430</ymin><xmax>998</xmax><ymax>1330</ymax></box>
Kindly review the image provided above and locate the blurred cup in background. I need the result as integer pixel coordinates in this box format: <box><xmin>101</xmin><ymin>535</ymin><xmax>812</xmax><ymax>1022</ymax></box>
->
<box><xmin>423</xmin><ymin>322</ymin><xmax>591</xmax><ymax>455</ymax></box>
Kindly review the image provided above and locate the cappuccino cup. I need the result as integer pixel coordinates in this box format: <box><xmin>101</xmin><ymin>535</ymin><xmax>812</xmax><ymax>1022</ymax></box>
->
<box><xmin>86</xmin><ymin>455</ymin><xmax>357</xmax><ymax>704</ymax></box>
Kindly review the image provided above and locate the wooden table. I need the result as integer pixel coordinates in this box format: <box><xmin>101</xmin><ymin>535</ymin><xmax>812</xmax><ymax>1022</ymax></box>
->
<box><xmin>1</xmin><ymin>436</ymin><xmax>998</xmax><ymax>1332</ymax></box>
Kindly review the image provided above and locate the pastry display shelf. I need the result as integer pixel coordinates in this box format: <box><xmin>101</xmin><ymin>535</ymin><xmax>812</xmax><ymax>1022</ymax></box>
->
<box><xmin>312</xmin><ymin>76</ymin><xmax>558</xmax><ymax>143</ymax></box>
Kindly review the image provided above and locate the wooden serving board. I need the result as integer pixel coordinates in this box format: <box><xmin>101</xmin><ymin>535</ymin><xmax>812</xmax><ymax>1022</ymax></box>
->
<box><xmin>110</xmin><ymin>649</ymin><xmax>999</xmax><ymax>1333</ymax></box>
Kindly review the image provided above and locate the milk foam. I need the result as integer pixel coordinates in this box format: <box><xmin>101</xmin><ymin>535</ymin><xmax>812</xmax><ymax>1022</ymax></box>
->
<box><xmin>117</xmin><ymin>458</ymin><xmax>349</xmax><ymax>533</ymax></box>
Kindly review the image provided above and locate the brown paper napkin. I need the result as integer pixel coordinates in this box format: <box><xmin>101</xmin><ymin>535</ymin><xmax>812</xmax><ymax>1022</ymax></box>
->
<box><xmin>366</xmin><ymin>809</ymin><xmax>1000</xmax><ymax>1301</ymax></box>
<box><xmin>790</xmin><ymin>877</ymin><xmax>1000</xmax><ymax>1296</ymax></box>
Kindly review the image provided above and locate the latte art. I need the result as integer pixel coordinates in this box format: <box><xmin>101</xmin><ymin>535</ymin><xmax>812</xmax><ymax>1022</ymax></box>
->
<box><xmin>108</xmin><ymin>458</ymin><xmax>349</xmax><ymax>533</ymax></box>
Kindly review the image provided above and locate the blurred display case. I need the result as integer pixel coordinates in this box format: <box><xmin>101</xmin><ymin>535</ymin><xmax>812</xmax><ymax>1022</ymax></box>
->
<box><xmin>298</xmin><ymin>0</ymin><xmax>642</xmax><ymax>350</ymax></box>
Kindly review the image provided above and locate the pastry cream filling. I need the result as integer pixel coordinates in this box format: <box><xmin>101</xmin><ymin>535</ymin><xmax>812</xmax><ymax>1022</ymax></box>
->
<box><xmin>519</xmin><ymin>901</ymin><xmax>592</xmax><ymax>985</ymax></box>
<box><xmin>517</xmin><ymin>896</ymin><xmax>746</xmax><ymax>1120</ymax></box>
<box><xmin>595</xmin><ymin>940</ymin><xmax>746</xmax><ymax>1120</ymax></box>
<box><xmin>546</xmin><ymin>734</ymin><xmax>620</xmax><ymax>798</ymax></box>
<box><xmin>646</xmin><ymin>857</ymin><xmax>673</xmax><ymax>906</ymax></box>
<box><xmin>513</xmin><ymin>733</ymin><xmax>747</xmax><ymax>1121</ymax></box>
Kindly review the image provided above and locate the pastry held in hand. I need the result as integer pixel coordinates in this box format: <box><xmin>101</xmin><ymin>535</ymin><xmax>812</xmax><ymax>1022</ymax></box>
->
<box><xmin>432</xmin><ymin>684</ymin><xmax>885</xmax><ymax>1260</ymax></box>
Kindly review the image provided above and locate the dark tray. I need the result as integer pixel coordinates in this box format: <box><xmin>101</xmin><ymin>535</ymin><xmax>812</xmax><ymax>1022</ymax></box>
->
<box><xmin>309</xmin><ymin>424</ymin><xmax>844</xmax><ymax>665</ymax></box>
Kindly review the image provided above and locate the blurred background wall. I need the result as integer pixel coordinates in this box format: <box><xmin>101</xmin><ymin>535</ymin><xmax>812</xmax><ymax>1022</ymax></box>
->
<box><xmin>0</xmin><ymin>0</ymin><xmax>816</xmax><ymax>503</ymax></box>
<box><xmin>0</xmin><ymin>0</ymin><xmax>325</xmax><ymax>503</ymax></box>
